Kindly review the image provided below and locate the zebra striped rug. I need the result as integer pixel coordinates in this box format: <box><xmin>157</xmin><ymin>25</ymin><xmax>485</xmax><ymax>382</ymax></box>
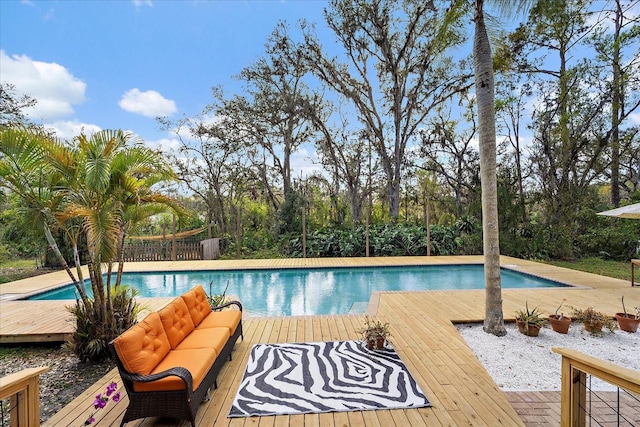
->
<box><xmin>228</xmin><ymin>340</ymin><xmax>431</xmax><ymax>418</ymax></box>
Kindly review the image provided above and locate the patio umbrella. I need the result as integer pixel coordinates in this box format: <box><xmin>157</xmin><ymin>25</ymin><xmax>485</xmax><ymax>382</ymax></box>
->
<box><xmin>597</xmin><ymin>203</ymin><xmax>640</xmax><ymax>219</ymax></box>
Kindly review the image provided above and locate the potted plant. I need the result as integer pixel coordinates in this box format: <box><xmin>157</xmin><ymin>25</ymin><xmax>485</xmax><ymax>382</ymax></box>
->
<box><xmin>515</xmin><ymin>302</ymin><xmax>545</xmax><ymax>337</ymax></box>
<box><xmin>615</xmin><ymin>296</ymin><xmax>639</xmax><ymax>333</ymax></box>
<box><xmin>548</xmin><ymin>299</ymin><xmax>571</xmax><ymax>334</ymax></box>
<box><xmin>571</xmin><ymin>306</ymin><xmax>617</xmax><ymax>335</ymax></box>
<box><xmin>207</xmin><ymin>280</ymin><xmax>230</xmax><ymax>309</ymax></box>
<box><xmin>358</xmin><ymin>316</ymin><xmax>391</xmax><ymax>350</ymax></box>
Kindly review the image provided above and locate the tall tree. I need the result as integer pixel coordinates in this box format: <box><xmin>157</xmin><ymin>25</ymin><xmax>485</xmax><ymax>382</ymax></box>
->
<box><xmin>495</xmin><ymin>74</ymin><xmax>531</xmax><ymax>224</ymax></box>
<box><xmin>418</xmin><ymin>97</ymin><xmax>480</xmax><ymax>217</ymax></box>
<box><xmin>225</xmin><ymin>22</ymin><xmax>317</xmax><ymax>211</ymax></box>
<box><xmin>472</xmin><ymin>0</ymin><xmax>506</xmax><ymax>336</ymax></box>
<box><xmin>590</xmin><ymin>0</ymin><xmax>640</xmax><ymax>206</ymax></box>
<box><xmin>306</xmin><ymin>99</ymin><xmax>370</xmax><ymax>223</ymax></box>
<box><xmin>620</xmin><ymin>126</ymin><xmax>640</xmax><ymax>196</ymax></box>
<box><xmin>507</xmin><ymin>0</ymin><xmax>639</xmax><ymax>256</ymax></box>
<box><xmin>300</xmin><ymin>0</ymin><xmax>471</xmax><ymax>220</ymax></box>
<box><xmin>158</xmin><ymin>103</ymin><xmax>250</xmax><ymax>236</ymax></box>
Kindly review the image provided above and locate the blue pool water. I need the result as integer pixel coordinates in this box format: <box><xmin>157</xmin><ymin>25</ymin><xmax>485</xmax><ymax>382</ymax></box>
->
<box><xmin>28</xmin><ymin>265</ymin><xmax>564</xmax><ymax>316</ymax></box>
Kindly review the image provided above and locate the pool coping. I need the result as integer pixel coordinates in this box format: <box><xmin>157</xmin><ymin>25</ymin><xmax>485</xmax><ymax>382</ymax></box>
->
<box><xmin>0</xmin><ymin>255</ymin><xmax>619</xmax><ymax>303</ymax></box>
<box><xmin>6</xmin><ymin>256</ymin><xmax>587</xmax><ymax>304</ymax></box>
<box><xmin>20</xmin><ymin>263</ymin><xmax>582</xmax><ymax>304</ymax></box>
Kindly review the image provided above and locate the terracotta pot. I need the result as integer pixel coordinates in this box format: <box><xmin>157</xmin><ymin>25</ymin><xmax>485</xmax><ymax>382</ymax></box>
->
<box><xmin>516</xmin><ymin>320</ymin><xmax>541</xmax><ymax>337</ymax></box>
<box><xmin>615</xmin><ymin>313</ymin><xmax>639</xmax><ymax>333</ymax></box>
<box><xmin>366</xmin><ymin>337</ymin><xmax>386</xmax><ymax>350</ymax></box>
<box><xmin>548</xmin><ymin>315</ymin><xmax>571</xmax><ymax>334</ymax></box>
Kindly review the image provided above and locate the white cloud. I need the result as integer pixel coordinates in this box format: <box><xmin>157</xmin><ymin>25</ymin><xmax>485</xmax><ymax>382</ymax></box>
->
<box><xmin>291</xmin><ymin>146</ymin><xmax>323</xmax><ymax>178</ymax></box>
<box><xmin>47</xmin><ymin>120</ymin><xmax>102</xmax><ymax>140</ymax></box>
<box><xmin>0</xmin><ymin>50</ymin><xmax>86</xmax><ymax>121</ymax></box>
<box><xmin>630</xmin><ymin>112</ymin><xmax>640</xmax><ymax>126</ymax></box>
<box><xmin>119</xmin><ymin>88</ymin><xmax>177</xmax><ymax>118</ymax></box>
<box><xmin>146</xmin><ymin>137</ymin><xmax>182</xmax><ymax>152</ymax></box>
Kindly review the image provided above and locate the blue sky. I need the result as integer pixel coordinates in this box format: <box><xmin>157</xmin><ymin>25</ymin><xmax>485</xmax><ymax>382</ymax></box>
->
<box><xmin>0</xmin><ymin>0</ymin><xmax>329</xmax><ymax>148</ymax></box>
<box><xmin>2</xmin><ymin>0</ymin><xmax>639</xmax><ymax>179</ymax></box>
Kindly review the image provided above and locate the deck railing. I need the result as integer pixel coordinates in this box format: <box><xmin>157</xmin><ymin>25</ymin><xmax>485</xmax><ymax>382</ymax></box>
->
<box><xmin>553</xmin><ymin>347</ymin><xmax>640</xmax><ymax>426</ymax></box>
<box><xmin>0</xmin><ymin>367</ymin><xmax>49</xmax><ymax>427</ymax></box>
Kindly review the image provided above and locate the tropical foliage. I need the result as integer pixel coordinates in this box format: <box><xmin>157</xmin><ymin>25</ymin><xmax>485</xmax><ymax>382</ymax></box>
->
<box><xmin>1</xmin><ymin>0</ymin><xmax>639</xmax><ymax>346</ymax></box>
<box><xmin>0</xmin><ymin>127</ymin><xmax>184</xmax><ymax>360</ymax></box>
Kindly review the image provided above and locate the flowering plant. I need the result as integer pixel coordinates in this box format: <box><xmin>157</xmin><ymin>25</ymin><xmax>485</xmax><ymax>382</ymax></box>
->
<box><xmin>84</xmin><ymin>382</ymin><xmax>121</xmax><ymax>425</ymax></box>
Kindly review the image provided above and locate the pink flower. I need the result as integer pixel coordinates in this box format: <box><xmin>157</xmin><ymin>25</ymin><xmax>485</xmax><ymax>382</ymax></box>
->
<box><xmin>93</xmin><ymin>394</ymin><xmax>107</xmax><ymax>409</ymax></box>
<box><xmin>105</xmin><ymin>382</ymin><xmax>118</xmax><ymax>397</ymax></box>
<box><xmin>85</xmin><ymin>383</ymin><xmax>120</xmax><ymax>424</ymax></box>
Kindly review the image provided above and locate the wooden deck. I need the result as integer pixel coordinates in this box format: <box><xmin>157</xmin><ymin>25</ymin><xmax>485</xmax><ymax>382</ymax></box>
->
<box><xmin>44</xmin><ymin>311</ymin><xmax>525</xmax><ymax>426</ymax></box>
<box><xmin>1</xmin><ymin>255</ymin><xmax>638</xmax><ymax>426</ymax></box>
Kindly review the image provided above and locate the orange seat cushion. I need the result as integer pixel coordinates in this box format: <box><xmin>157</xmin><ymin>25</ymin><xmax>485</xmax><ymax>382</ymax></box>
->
<box><xmin>181</xmin><ymin>285</ymin><xmax>212</xmax><ymax>326</ymax></box>
<box><xmin>132</xmin><ymin>348</ymin><xmax>217</xmax><ymax>392</ymax></box>
<box><xmin>112</xmin><ymin>312</ymin><xmax>170</xmax><ymax>376</ymax></box>
<box><xmin>198</xmin><ymin>310</ymin><xmax>242</xmax><ymax>335</ymax></box>
<box><xmin>176</xmin><ymin>327</ymin><xmax>230</xmax><ymax>355</ymax></box>
<box><xmin>158</xmin><ymin>298</ymin><xmax>195</xmax><ymax>349</ymax></box>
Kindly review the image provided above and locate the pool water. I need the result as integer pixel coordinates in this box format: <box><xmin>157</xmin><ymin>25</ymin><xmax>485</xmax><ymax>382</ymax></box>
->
<box><xmin>28</xmin><ymin>265</ymin><xmax>564</xmax><ymax>316</ymax></box>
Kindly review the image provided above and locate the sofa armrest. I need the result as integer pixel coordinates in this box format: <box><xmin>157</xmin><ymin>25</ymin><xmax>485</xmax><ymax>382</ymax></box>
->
<box><xmin>212</xmin><ymin>300</ymin><xmax>243</xmax><ymax>312</ymax></box>
<box><xmin>120</xmin><ymin>366</ymin><xmax>194</xmax><ymax>392</ymax></box>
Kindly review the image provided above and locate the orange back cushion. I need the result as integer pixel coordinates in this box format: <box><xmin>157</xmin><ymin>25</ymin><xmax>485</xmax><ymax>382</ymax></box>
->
<box><xmin>158</xmin><ymin>298</ymin><xmax>195</xmax><ymax>349</ymax></box>
<box><xmin>181</xmin><ymin>285</ymin><xmax>212</xmax><ymax>326</ymax></box>
<box><xmin>112</xmin><ymin>312</ymin><xmax>170</xmax><ymax>376</ymax></box>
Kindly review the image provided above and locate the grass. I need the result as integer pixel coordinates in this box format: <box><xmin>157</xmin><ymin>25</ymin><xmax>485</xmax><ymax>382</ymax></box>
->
<box><xmin>0</xmin><ymin>258</ymin><xmax>37</xmax><ymax>269</ymax></box>
<box><xmin>543</xmin><ymin>257</ymin><xmax>632</xmax><ymax>282</ymax></box>
<box><xmin>0</xmin><ymin>258</ymin><xmax>56</xmax><ymax>284</ymax></box>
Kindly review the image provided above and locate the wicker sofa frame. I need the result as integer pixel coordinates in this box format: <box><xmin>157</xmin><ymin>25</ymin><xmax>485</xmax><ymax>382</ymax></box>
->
<box><xmin>109</xmin><ymin>300</ymin><xmax>243</xmax><ymax>427</ymax></box>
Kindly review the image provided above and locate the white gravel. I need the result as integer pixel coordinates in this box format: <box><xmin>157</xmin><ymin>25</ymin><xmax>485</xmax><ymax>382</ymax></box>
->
<box><xmin>456</xmin><ymin>322</ymin><xmax>640</xmax><ymax>391</ymax></box>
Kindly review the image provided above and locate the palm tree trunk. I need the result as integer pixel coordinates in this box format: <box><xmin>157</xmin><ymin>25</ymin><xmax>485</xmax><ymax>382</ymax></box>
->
<box><xmin>473</xmin><ymin>0</ymin><xmax>505</xmax><ymax>336</ymax></box>
<box><xmin>610</xmin><ymin>0</ymin><xmax>622</xmax><ymax>207</ymax></box>
<box><xmin>87</xmin><ymin>260</ymin><xmax>105</xmax><ymax>324</ymax></box>
<box><xmin>43</xmin><ymin>226</ymin><xmax>90</xmax><ymax>305</ymax></box>
<box><xmin>105</xmin><ymin>261</ymin><xmax>114</xmax><ymax>331</ymax></box>
<box><xmin>116</xmin><ymin>229</ymin><xmax>127</xmax><ymax>287</ymax></box>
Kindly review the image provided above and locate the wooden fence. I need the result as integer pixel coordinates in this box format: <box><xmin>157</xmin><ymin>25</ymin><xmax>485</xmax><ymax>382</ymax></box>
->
<box><xmin>123</xmin><ymin>240</ymin><xmax>203</xmax><ymax>262</ymax></box>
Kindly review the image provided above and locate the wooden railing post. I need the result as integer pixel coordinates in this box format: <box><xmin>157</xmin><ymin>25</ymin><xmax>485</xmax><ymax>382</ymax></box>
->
<box><xmin>0</xmin><ymin>367</ymin><xmax>49</xmax><ymax>427</ymax></box>
<box><xmin>559</xmin><ymin>354</ymin><xmax>571</xmax><ymax>426</ymax></box>
<box><xmin>553</xmin><ymin>348</ymin><xmax>640</xmax><ymax>427</ymax></box>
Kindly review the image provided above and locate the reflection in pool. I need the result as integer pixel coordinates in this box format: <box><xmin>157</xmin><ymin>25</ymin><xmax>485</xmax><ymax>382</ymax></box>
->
<box><xmin>28</xmin><ymin>265</ymin><xmax>565</xmax><ymax>316</ymax></box>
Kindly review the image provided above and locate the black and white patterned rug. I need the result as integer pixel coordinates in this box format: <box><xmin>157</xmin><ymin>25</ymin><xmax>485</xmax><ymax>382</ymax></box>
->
<box><xmin>228</xmin><ymin>340</ymin><xmax>431</xmax><ymax>417</ymax></box>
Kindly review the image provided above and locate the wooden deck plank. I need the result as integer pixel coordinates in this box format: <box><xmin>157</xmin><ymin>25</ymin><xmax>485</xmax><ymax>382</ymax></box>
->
<box><xmin>199</xmin><ymin>318</ymin><xmax>264</xmax><ymax>427</ymax></box>
<box><xmin>8</xmin><ymin>256</ymin><xmax>640</xmax><ymax>426</ymax></box>
<box><xmin>42</xmin><ymin>311</ymin><xmax>525</xmax><ymax>427</ymax></box>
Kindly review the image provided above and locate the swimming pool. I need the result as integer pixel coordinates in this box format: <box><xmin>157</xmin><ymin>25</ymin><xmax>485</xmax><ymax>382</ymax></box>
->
<box><xmin>28</xmin><ymin>265</ymin><xmax>565</xmax><ymax>316</ymax></box>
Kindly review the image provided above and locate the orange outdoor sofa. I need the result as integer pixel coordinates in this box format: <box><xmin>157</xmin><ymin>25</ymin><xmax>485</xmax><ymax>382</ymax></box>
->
<box><xmin>109</xmin><ymin>285</ymin><xmax>243</xmax><ymax>427</ymax></box>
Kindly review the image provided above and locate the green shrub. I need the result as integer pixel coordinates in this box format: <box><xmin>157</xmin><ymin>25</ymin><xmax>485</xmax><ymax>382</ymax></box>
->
<box><xmin>66</xmin><ymin>286</ymin><xmax>139</xmax><ymax>362</ymax></box>
<box><xmin>282</xmin><ymin>223</ymin><xmax>463</xmax><ymax>258</ymax></box>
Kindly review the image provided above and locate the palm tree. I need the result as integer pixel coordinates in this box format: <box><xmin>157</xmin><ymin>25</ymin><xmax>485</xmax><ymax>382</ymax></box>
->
<box><xmin>0</xmin><ymin>126</ymin><xmax>90</xmax><ymax>303</ymax></box>
<box><xmin>1</xmin><ymin>127</ymin><xmax>184</xmax><ymax>360</ymax></box>
<box><xmin>472</xmin><ymin>0</ymin><xmax>534</xmax><ymax>336</ymax></box>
